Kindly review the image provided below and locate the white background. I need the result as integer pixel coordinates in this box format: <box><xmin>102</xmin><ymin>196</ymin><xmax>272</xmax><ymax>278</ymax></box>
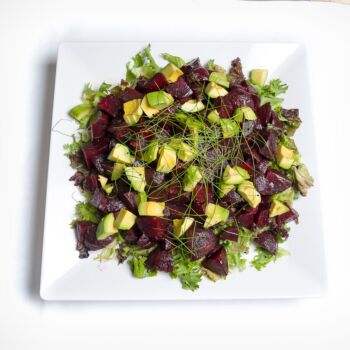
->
<box><xmin>1</xmin><ymin>0</ymin><xmax>350</xmax><ymax>349</ymax></box>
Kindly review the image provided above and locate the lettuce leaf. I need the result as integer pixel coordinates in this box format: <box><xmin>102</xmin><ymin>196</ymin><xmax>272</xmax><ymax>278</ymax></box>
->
<box><xmin>75</xmin><ymin>201</ymin><xmax>100</xmax><ymax>224</ymax></box>
<box><xmin>250</xmin><ymin>247</ymin><xmax>290</xmax><ymax>271</ymax></box>
<box><xmin>128</xmin><ymin>255</ymin><xmax>157</xmax><ymax>278</ymax></box>
<box><xmin>251</xmin><ymin>79</ymin><xmax>288</xmax><ymax>108</ymax></box>
<box><xmin>161</xmin><ymin>52</ymin><xmax>186</xmax><ymax>68</ymax></box>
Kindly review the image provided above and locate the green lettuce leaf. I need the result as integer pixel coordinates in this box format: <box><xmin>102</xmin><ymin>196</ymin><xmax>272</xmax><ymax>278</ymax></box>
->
<box><xmin>128</xmin><ymin>255</ymin><xmax>157</xmax><ymax>278</ymax></box>
<box><xmin>250</xmin><ymin>247</ymin><xmax>290</xmax><ymax>271</ymax></box>
<box><xmin>75</xmin><ymin>201</ymin><xmax>100</xmax><ymax>224</ymax></box>
<box><xmin>251</xmin><ymin>79</ymin><xmax>288</xmax><ymax>108</ymax></box>
<box><xmin>161</xmin><ymin>52</ymin><xmax>186</xmax><ymax>68</ymax></box>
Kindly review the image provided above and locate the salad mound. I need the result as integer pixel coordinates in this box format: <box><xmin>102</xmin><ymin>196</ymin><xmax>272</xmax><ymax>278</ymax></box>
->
<box><xmin>66</xmin><ymin>45</ymin><xmax>314</xmax><ymax>291</ymax></box>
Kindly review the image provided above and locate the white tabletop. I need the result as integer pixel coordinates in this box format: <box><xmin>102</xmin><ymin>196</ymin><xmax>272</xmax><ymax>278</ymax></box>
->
<box><xmin>1</xmin><ymin>1</ymin><xmax>350</xmax><ymax>349</ymax></box>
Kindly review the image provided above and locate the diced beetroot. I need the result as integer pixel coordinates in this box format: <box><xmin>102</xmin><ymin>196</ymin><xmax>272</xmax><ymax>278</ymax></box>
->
<box><xmin>181</xmin><ymin>58</ymin><xmax>201</xmax><ymax>73</ymax></box>
<box><xmin>98</xmin><ymin>94</ymin><xmax>121</xmax><ymax>117</ymax></box>
<box><xmin>136</xmin><ymin>217</ymin><xmax>170</xmax><ymax>240</ymax></box>
<box><xmin>90</xmin><ymin>112</ymin><xmax>110</xmax><ymax>142</ymax></box>
<box><xmin>276</xmin><ymin>208</ymin><xmax>299</xmax><ymax>225</ymax></box>
<box><xmin>164</xmin><ymin>202</ymin><xmax>187</xmax><ymax>219</ymax></box>
<box><xmin>236</xmin><ymin>207</ymin><xmax>259</xmax><ymax>229</ymax></box>
<box><xmin>256</xmin><ymin>160</ymin><xmax>270</xmax><ymax>175</ymax></box>
<box><xmin>148</xmin><ymin>188</ymin><xmax>168</xmax><ymax>202</ymax></box>
<box><xmin>255</xmin><ymin>231</ymin><xmax>278</xmax><ymax>255</ymax></box>
<box><xmin>255</xmin><ymin>169</ymin><xmax>292</xmax><ymax>195</ymax></box>
<box><xmin>92</xmin><ymin>155</ymin><xmax>114</xmax><ymax>175</ymax></box>
<box><xmin>138</xmin><ymin>72</ymin><xmax>168</xmax><ymax>92</ymax></box>
<box><xmin>238</xmin><ymin>159</ymin><xmax>254</xmax><ymax>176</ymax></box>
<box><xmin>69</xmin><ymin>171</ymin><xmax>85</xmax><ymax>187</ymax></box>
<box><xmin>191</xmin><ymin>201</ymin><xmax>207</xmax><ymax>217</ymax></box>
<box><xmin>220</xmin><ymin>189</ymin><xmax>244</xmax><ymax>207</ymax></box>
<box><xmin>145</xmin><ymin>168</ymin><xmax>167</xmax><ymax>188</ymax></box>
<box><xmin>75</xmin><ymin>221</ymin><xmax>114</xmax><ymax>253</ymax></box>
<box><xmin>190</xmin><ymin>84</ymin><xmax>205</xmax><ymax>100</ymax></box>
<box><xmin>146</xmin><ymin>248</ymin><xmax>173</xmax><ymax>272</ymax></box>
<box><xmin>256</xmin><ymin>103</ymin><xmax>272</xmax><ymax>126</ymax></box>
<box><xmin>107</xmin><ymin>118</ymin><xmax>131</xmax><ymax>142</ymax></box>
<box><xmin>83</xmin><ymin>175</ymin><xmax>99</xmax><ymax>194</ymax></box>
<box><xmin>185</xmin><ymin>226</ymin><xmax>218</xmax><ymax>260</ymax></box>
<box><xmin>271</xmin><ymin>111</ymin><xmax>284</xmax><ymax>131</ymax></box>
<box><xmin>119</xmin><ymin>191</ymin><xmax>138</xmax><ymax>214</ymax></box>
<box><xmin>201</xmin><ymin>246</ymin><xmax>228</xmax><ymax>276</ymax></box>
<box><xmin>220</xmin><ymin>227</ymin><xmax>238</xmax><ymax>242</ymax></box>
<box><xmin>136</xmin><ymin>234</ymin><xmax>154</xmax><ymax>249</ymax></box>
<box><xmin>258</xmin><ymin>131</ymin><xmax>278</xmax><ymax>160</ymax></box>
<box><xmin>165</xmin><ymin>77</ymin><xmax>193</xmax><ymax>99</ymax></box>
<box><xmin>192</xmin><ymin>183</ymin><xmax>214</xmax><ymax>204</ymax></box>
<box><xmin>91</xmin><ymin>189</ymin><xmax>125</xmax><ymax>213</ymax></box>
<box><xmin>255</xmin><ymin>207</ymin><xmax>270</xmax><ymax>228</ymax></box>
<box><xmin>166</xmin><ymin>182</ymin><xmax>191</xmax><ymax>203</ymax></box>
<box><xmin>160</xmin><ymin>238</ymin><xmax>174</xmax><ymax>251</ymax></box>
<box><xmin>120</xmin><ymin>227</ymin><xmax>140</xmax><ymax>244</ymax></box>
<box><xmin>81</xmin><ymin>138</ymin><xmax>109</xmax><ymax>169</ymax></box>
<box><xmin>119</xmin><ymin>87</ymin><xmax>144</xmax><ymax>102</ymax></box>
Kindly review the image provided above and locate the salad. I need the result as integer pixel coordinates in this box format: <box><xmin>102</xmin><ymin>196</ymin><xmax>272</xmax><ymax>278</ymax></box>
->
<box><xmin>65</xmin><ymin>45</ymin><xmax>314</xmax><ymax>291</ymax></box>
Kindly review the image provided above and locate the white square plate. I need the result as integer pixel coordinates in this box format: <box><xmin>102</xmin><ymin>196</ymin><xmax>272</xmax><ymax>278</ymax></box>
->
<box><xmin>40</xmin><ymin>42</ymin><xmax>326</xmax><ymax>300</ymax></box>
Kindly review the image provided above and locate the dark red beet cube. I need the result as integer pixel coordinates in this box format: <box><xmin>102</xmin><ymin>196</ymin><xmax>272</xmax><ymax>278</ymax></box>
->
<box><xmin>192</xmin><ymin>183</ymin><xmax>214</xmax><ymax>204</ymax></box>
<box><xmin>107</xmin><ymin>118</ymin><xmax>131</xmax><ymax>142</ymax></box>
<box><xmin>256</xmin><ymin>103</ymin><xmax>272</xmax><ymax>126</ymax></box>
<box><xmin>220</xmin><ymin>227</ymin><xmax>239</xmax><ymax>242</ymax></box>
<box><xmin>119</xmin><ymin>191</ymin><xmax>138</xmax><ymax>214</ymax></box>
<box><xmin>119</xmin><ymin>87</ymin><xmax>143</xmax><ymax>102</ymax></box>
<box><xmin>165</xmin><ymin>77</ymin><xmax>193</xmax><ymax>99</ymax></box>
<box><xmin>258</xmin><ymin>131</ymin><xmax>278</xmax><ymax>160</ymax></box>
<box><xmin>145</xmin><ymin>168</ymin><xmax>167</xmax><ymax>188</ymax></box>
<box><xmin>255</xmin><ymin>169</ymin><xmax>292</xmax><ymax>195</ymax></box>
<box><xmin>146</xmin><ymin>248</ymin><xmax>173</xmax><ymax>272</ymax></box>
<box><xmin>276</xmin><ymin>208</ymin><xmax>299</xmax><ymax>226</ymax></box>
<box><xmin>83</xmin><ymin>175</ymin><xmax>98</xmax><ymax>194</ymax></box>
<box><xmin>90</xmin><ymin>112</ymin><xmax>110</xmax><ymax>142</ymax></box>
<box><xmin>255</xmin><ymin>231</ymin><xmax>278</xmax><ymax>255</ymax></box>
<box><xmin>255</xmin><ymin>207</ymin><xmax>270</xmax><ymax>228</ymax></box>
<box><xmin>139</xmin><ymin>72</ymin><xmax>168</xmax><ymax>92</ymax></box>
<box><xmin>236</xmin><ymin>207</ymin><xmax>259</xmax><ymax>229</ymax></box>
<box><xmin>81</xmin><ymin>138</ymin><xmax>109</xmax><ymax>169</ymax></box>
<box><xmin>164</xmin><ymin>202</ymin><xmax>187</xmax><ymax>219</ymax></box>
<box><xmin>201</xmin><ymin>246</ymin><xmax>228</xmax><ymax>276</ymax></box>
<box><xmin>120</xmin><ymin>227</ymin><xmax>140</xmax><ymax>244</ymax></box>
<box><xmin>185</xmin><ymin>226</ymin><xmax>218</xmax><ymax>260</ymax></box>
<box><xmin>98</xmin><ymin>94</ymin><xmax>121</xmax><ymax>116</ymax></box>
<box><xmin>136</xmin><ymin>217</ymin><xmax>170</xmax><ymax>240</ymax></box>
<box><xmin>136</xmin><ymin>234</ymin><xmax>155</xmax><ymax>249</ymax></box>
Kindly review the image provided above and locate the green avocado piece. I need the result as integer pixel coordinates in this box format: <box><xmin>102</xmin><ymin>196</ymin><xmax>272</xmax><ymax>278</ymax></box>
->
<box><xmin>69</xmin><ymin>104</ymin><xmax>93</xmax><ymax>123</ymax></box>
<box><xmin>220</xmin><ymin>119</ymin><xmax>240</xmax><ymax>138</ymax></box>
<box><xmin>181</xmin><ymin>100</ymin><xmax>205</xmax><ymax>113</ymax></box>
<box><xmin>250</xmin><ymin>69</ymin><xmax>268</xmax><ymax>86</ymax></box>
<box><xmin>135</xmin><ymin>192</ymin><xmax>147</xmax><ymax>206</ymax></box>
<box><xmin>125</xmin><ymin>167</ymin><xmax>146</xmax><ymax>192</ymax></box>
<box><xmin>98</xmin><ymin>175</ymin><xmax>113</xmax><ymax>194</ymax></box>
<box><xmin>173</xmin><ymin>217</ymin><xmax>194</xmax><ymax>237</ymax></box>
<box><xmin>241</xmin><ymin>106</ymin><xmax>257</xmax><ymax>121</ymax></box>
<box><xmin>237</xmin><ymin>181</ymin><xmax>261</xmax><ymax>208</ymax></box>
<box><xmin>204</xmin><ymin>203</ymin><xmax>229</xmax><ymax>228</ymax></box>
<box><xmin>108</xmin><ymin>144</ymin><xmax>135</xmax><ymax>164</ymax></box>
<box><xmin>142</xmin><ymin>141</ymin><xmax>159</xmax><ymax>163</ymax></box>
<box><xmin>156</xmin><ymin>144</ymin><xmax>177</xmax><ymax>173</ymax></box>
<box><xmin>138</xmin><ymin>201</ymin><xmax>165</xmax><ymax>217</ymax></box>
<box><xmin>271</xmin><ymin>187</ymin><xmax>295</xmax><ymax>207</ymax></box>
<box><xmin>205</xmin><ymin>82</ymin><xmax>228</xmax><ymax>98</ymax></box>
<box><xmin>111</xmin><ymin>163</ymin><xmax>125</xmax><ymax>181</ymax></box>
<box><xmin>161</xmin><ymin>63</ymin><xmax>184</xmax><ymax>83</ymax></box>
<box><xmin>222</xmin><ymin>165</ymin><xmax>250</xmax><ymax>185</ymax></box>
<box><xmin>177</xmin><ymin>142</ymin><xmax>196</xmax><ymax>162</ymax></box>
<box><xmin>146</xmin><ymin>91</ymin><xmax>174</xmax><ymax>110</ymax></box>
<box><xmin>183</xmin><ymin>165</ymin><xmax>202</xmax><ymax>192</ymax></box>
<box><xmin>218</xmin><ymin>182</ymin><xmax>235</xmax><ymax>198</ymax></box>
<box><xmin>96</xmin><ymin>213</ymin><xmax>118</xmax><ymax>240</ymax></box>
<box><xmin>207</xmin><ymin>109</ymin><xmax>221</xmax><ymax>124</ymax></box>
<box><xmin>123</xmin><ymin>113</ymin><xmax>141</xmax><ymax>126</ymax></box>
<box><xmin>269</xmin><ymin>200</ymin><xmax>290</xmax><ymax>218</ymax></box>
<box><xmin>209</xmin><ymin>72</ymin><xmax>230</xmax><ymax>88</ymax></box>
<box><xmin>277</xmin><ymin>144</ymin><xmax>296</xmax><ymax>169</ymax></box>
<box><xmin>114</xmin><ymin>209</ymin><xmax>137</xmax><ymax>230</ymax></box>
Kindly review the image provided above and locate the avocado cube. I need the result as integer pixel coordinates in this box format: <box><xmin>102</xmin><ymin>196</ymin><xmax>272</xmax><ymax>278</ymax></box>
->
<box><xmin>125</xmin><ymin>167</ymin><xmax>146</xmax><ymax>192</ymax></box>
<box><xmin>222</xmin><ymin>165</ymin><xmax>250</xmax><ymax>185</ymax></box>
<box><xmin>96</xmin><ymin>213</ymin><xmax>118</xmax><ymax>240</ymax></box>
<box><xmin>69</xmin><ymin>104</ymin><xmax>92</xmax><ymax>123</ymax></box>
<box><xmin>142</xmin><ymin>141</ymin><xmax>159</xmax><ymax>163</ymax></box>
<box><xmin>241</xmin><ymin>106</ymin><xmax>257</xmax><ymax>121</ymax></box>
<box><xmin>183</xmin><ymin>165</ymin><xmax>202</xmax><ymax>192</ymax></box>
<box><xmin>177</xmin><ymin>142</ymin><xmax>196</xmax><ymax>162</ymax></box>
<box><xmin>205</xmin><ymin>82</ymin><xmax>228</xmax><ymax>98</ymax></box>
<box><xmin>114</xmin><ymin>208</ymin><xmax>137</xmax><ymax>230</ymax></box>
<box><xmin>123</xmin><ymin>99</ymin><xmax>143</xmax><ymax>125</ymax></box>
<box><xmin>98</xmin><ymin>175</ymin><xmax>113</xmax><ymax>194</ymax></box>
<box><xmin>269</xmin><ymin>199</ymin><xmax>290</xmax><ymax>218</ymax></box>
<box><xmin>111</xmin><ymin>163</ymin><xmax>125</xmax><ymax>181</ymax></box>
<box><xmin>220</xmin><ymin>119</ymin><xmax>240</xmax><ymax>138</ymax></box>
<box><xmin>138</xmin><ymin>201</ymin><xmax>165</xmax><ymax>217</ymax></box>
<box><xmin>123</xmin><ymin>114</ymin><xmax>141</xmax><ymax>126</ymax></box>
<box><xmin>271</xmin><ymin>187</ymin><xmax>295</xmax><ymax>207</ymax></box>
<box><xmin>141</xmin><ymin>96</ymin><xmax>159</xmax><ymax>117</ymax></box>
<box><xmin>209</xmin><ymin>72</ymin><xmax>230</xmax><ymax>88</ymax></box>
<box><xmin>250</xmin><ymin>69</ymin><xmax>268</xmax><ymax>86</ymax></box>
<box><xmin>181</xmin><ymin>100</ymin><xmax>205</xmax><ymax>113</ymax></box>
<box><xmin>108</xmin><ymin>144</ymin><xmax>135</xmax><ymax>164</ymax></box>
<box><xmin>207</xmin><ymin>109</ymin><xmax>221</xmax><ymax>124</ymax></box>
<box><xmin>173</xmin><ymin>217</ymin><xmax>194</xmax><ymax>237</ymax></box>
<box><xmin>174</xmin><ymin>112</ymin><xmax>188</xmax><ymax>124</ymax></box>
<box><xmin>277</xmin><ymin>144</ymin><xmax>295</xmax><ymax>169</ymax></box>
<box><xmin>237</xmin><ymin>181</ymin><xmax>261</xmax><ymax>208</ymax></box>
<box><xmin>233</xmin><ymin>108</ymin><xmax>244</xmax><ymax>123</ymax></box>
<box><xmin>135</xmin><ymin>192</ymin><xmax>147</xmax><ymax>206</ymax></box>
<box><xmin>218</xmin><ymin>182</ymin><xmax>235</xmax><ymax>198</ymax></box>
<box><xmin>161</xmin><ymin>63</ymin><xmax>184</xmax><ymax>83</ymax></box>
<box><xmin>156</xmin><ymin>144</ymin><xmax>177</xmax><ymax>173</ymax></box>
<box><xmin>146</xmin><ymin>91</ymin><xmax>174</xmax><ymax>110</ymax></box>
<box><xmin>204</xmin><ymin>203</ymin><xmax>229</xmax><ymax>228</ymax></box>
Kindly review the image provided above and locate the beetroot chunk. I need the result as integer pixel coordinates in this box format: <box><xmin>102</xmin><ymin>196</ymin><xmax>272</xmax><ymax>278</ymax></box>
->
<box><xmin>83</xmin><ymin>175</ymin><xmax>99</xmax><ymax>194</ymax></box>
<box><xmin>236</xmin><ymin>207</ymin><xmax>259</xmax><ymax>229</ymax></box>
<box><xmin>255</xmin><ymin>169</ymin><xmax>292</xmax><ymax>195</ymax></box>
<box><xmin>139</xmin><ymin>72</ymin><xmax>168</xmax><ymax>92</ymax></box>
<box><xmin>164</xmin><ymin>202</ymin><xmax>187</xmax><ymax>219</ymax></box>
<box><xmin>165</xmin><ymin>77</ymin><xmax>193</xmax><ymax>99</ymax></box>
<box><xmin>119</xmin><ymin>87</ymin><xmax>144</xmax><ymax>102</ymax></box>
<box><xmin>145</xmin><ymin>168</ymin><xmax>167</xmax><ymax>188</ymax></box>
<box><xmin>146</xmin><ymin>248</ymin><xmax>173</xmax><ymax>272</ymax></box>
<box><xmin>201</xmin><ymin>246</ymin><xmax>228</xmax><ymax>276</ymax></box>
<box><xmin>90</xmin><ymin>112</ymin><xmax>110</xmax><ymax>142</ymax></box>
<box><xmin>256</xmin><ymin>103</ymin><xmax>272</xmax><ymax>126</ymax></box>
<box><xmin>276</xmin><ymin>208</ymin><xmax>299</xmax><ymax>226</ymax></box>
<box><xmin>185</xmin><ymin>226</ymin><xmax>218</xmax><ymax>260</ymax></box>
<box><xmin>120</xmin><ymin>227</ymin><xmax>140</xmax><ymax>244</ymax></box>
<box><xmin>136</xmin><ymin>217</ymin><xmax>170</xmax><ymax>240</ymax></box>
<box><xmin>98</xmin><ymin>94</ymin><xmax>121</xmax><ymax>116</ymax></box>
<box><xmin>136</xmin><ymin>234</ymin><xmax>155</xmax><ymax>249</ymax></box>
<box><xmin>192</xmin><ymin>183</ymin><xmax>214</xmax><ymax>204</ymax></box>
<box><xmin>81</xmin><ymin>138</ymin><xmax>109</xmax><ymax>169</ymax></box>
<box><xmin>258</xmin><ymin>131</ymin><xmax>278</xmax><ymax>160</ymax></box>
<box><xmin>255</xmin><ymin>232</ymin><xmax>278</xmax><ymax>255</ymax></box>
<box><xmin>91</xmin><ymin>189</ymin><xmax>125</xmax><ymax>213</ymax></box>
<box><xmin>119</xmin><ymin>191</ymin><xmax>138</xmax><ymax>214</ymax></box>
<box><xmin>107</xmin><ymin>118</ymin><xmax>131</xmax><ymax>142</ymax></box>
<box><xmin>220</xmin><ymin>227</ymin><xmax>238</xmax><ymax>242</ymax></box>
<box><xmin>255</xmin><ymin>207</ymin><xmax>270</xmax><ymax>228</ymax></box>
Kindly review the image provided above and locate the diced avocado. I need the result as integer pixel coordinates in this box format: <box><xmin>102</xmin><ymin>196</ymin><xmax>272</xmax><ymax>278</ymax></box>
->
<box><xmin>177</xmin><ymin>142</ymin><xmax>196</xmax><ymax>162</ymax></box>
<box><xmin>222</xmin><ymin>165</ymin><xmax>250</xmax><ymax>185</ymax></box>
<box><xmin>250</xmin><ymin>69</ymin><xmax>268</xmax><ymax>86</ymax></box>
<box><xmin>141</xmin><ymin>96</ymin><xmax>159</xmax><ymax>117</ymax></box>
<box><xmin>114</xmin><ymin>208</ymin><xmax>137</xmax><ymax>230</ymax></box>
<box><xmin>142</xmin><ymin>141</ymin><xmax>159</xmax><ymax>163</ymax></box>
<box><xmin>108</xmin><ymin>144</ymin><xmax>135</xmax><ymax>164</ymax></box>
<box><xmin>156</xmin><ymin>144</ymin><xmax>177</xmax><ymax>173</ymax></box>
<box><xmin>205</xmin><ymin>82</ymin><xmax>228</xmax><ymax>98</ymax></box>
<box><xmin>204</xmin><ymin>203</ymin><xmax>229</xmax><ymax>228</ymax></box>
<box><xmin>161</xmin><ymin>63</ymin><xmax>184</xmax><ymax>83</ymax></box>
<box><xmin>218</xmin><ymin>182</ymin><xmax>235</xmax><ymax>198</ymax></box>
<box><xmin>181</xmin><ymin>100</ymin><xmax>205</xmax><ymax>113</ymax></box>
<box><xmin>174</xmin><ymin>112</ymin><xmax>188</xmax><ymax>124</ymax></box>
<box><xmin>98</xmin><ymin>175</ymin><xmax>113</xmax><ymax>194</ymax></box>
<box><xmin>96</xmin><ymin>213</ymin><xmax>118</xmax><ymax>240</ymax></box>
<box><xmin>173</xmin><ymin>217</ymin><xmax>194</xmax><ymax>237</ymax></box>
<box><xmin>237</xmin><ymin>181</ymin><xmax>261</xmax><ymax>208</ymax></box>
<box><xmin>123</xmin><ymin>99</ymin><xmax>143</xmax><ymax>125</ymax></box>
<box><xmin>69</xmin><ymin>104</ymin><xmax>92</xmax><ymax>123</ymax></box>
<box><xmin>186</xmin><ymin>117</ymin><xmax>205</xmax><ymax>130</ymax></box>
<box><xmin>233</xmin><ymin>108</ymin><xmax>244</xmax><ymax>122</ymax></box>
<box><xmin>271</xmin><ymin>187</ymin><xmax>295</xmax><ymax>207</ymax></box>
<box><xmin>146</xmin><ymin>91</ymin><xmax>174</xmax><ymax>110</ymax></box>
<box><xmin>241</xmin><ymin>106</ymin><xmax>257</xmax><ymax>121</ymax></box>
<box><xmin>220</xmin><ymin>119</ymin><xmax>240</xmax><ymax>138</ymax></box>
<box><xmin>183</xmin><ymin>165</ymin><xmax>202</xmax><ymax>192</ymax></box>
<box><xmin>277</xmin><ymin>144</ymin><xmax>295</xmax><ymax>169</ymax></box>
<box><xmin>138</xmin><ymin>201</ymin><xmax>165</xmax><ymax>217</ymax></box>
<box><xmin>135</xmin><ymin>192</ymin><xmax>147</xmax><ymax>206</ymax></box>
<box><xmin>207</xmin><ymin>109</ymin><xmax>221</xmax><ymax>124</ymax></box>
<box><xmin>269</xmin><ymin>200</ymin><xmax>290</xmax><ymax>218</ymax></box>
<box><xmin>125</xmin><ymin>167</ymin><xmax>146</xmax><ymax>192</ymax></box>
<box><xmin>111</xmin><ymin>163</ymin><xmax>125</xmax><ymax>181</ymax></box>
<box><xmin>168</xmin><ymin>138</ymin><xmax>182</xmax><ymax>150</ymax></box>
<box><xmin>209</xmin><ymin>72</ymin><xmax>229</xmax><ymax>88</ymax></box>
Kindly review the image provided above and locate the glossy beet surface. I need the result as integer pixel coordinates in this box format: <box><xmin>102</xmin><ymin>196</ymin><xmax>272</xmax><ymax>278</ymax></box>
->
<box><xmin>146</xmin><ymin>248</ymin><xmax>173</xmax><ymax>272</ymax></box>
<box><xmin>185</xmin><ymin>227</ymin><xmax>218</xmax><ymax>260</ymax></box>
<box><xmin>202</xmin><ymin>246</ymin><xmax>228</xmax><ymax>276</ymax></box>
<box><xmin>136</xmin><ymin>217</ymin><xmax>170</xmax><ymax>240</ymax></box>
<box><xmin>255</xmin><ymin>232</ymin><xmax>278</xmax><ymax>255</ymax></box>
